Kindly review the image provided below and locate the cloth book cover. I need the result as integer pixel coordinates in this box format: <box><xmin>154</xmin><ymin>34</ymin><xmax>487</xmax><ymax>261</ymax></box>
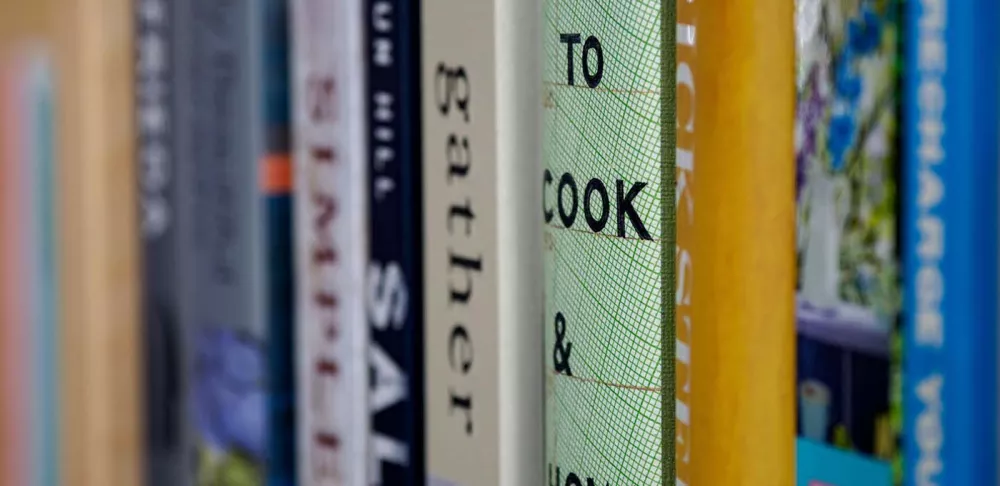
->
<box><xmin>542</xmin><ymin>0</ymin><xmax>676</xmax><ymax>484</ymax></box>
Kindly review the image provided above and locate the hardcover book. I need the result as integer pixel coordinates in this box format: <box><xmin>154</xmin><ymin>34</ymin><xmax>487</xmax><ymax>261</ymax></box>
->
<box><xmin>51</xmin><ymin>0</ymin><xmax>143</xmax><ymax>483</ymax></box>
<box><xmin>0</xmin><ymin>53</ymin><xmax>16</xmax><ymax>486</ymax></box>
<box><xmin>1</xmin><ymin>49</ymin><xmax>32</xmax><ymax>486</ymax></box>
<box><xmin>23</xmin><ymin>52</ymin><xmax>60</xmax><ymax>486</ymax></box>
<box><xmin>174</xmin><ymin>0</ymin><xmax>295</xmax><ymax>483</ymax></box>
<box><xmin>542</xmin><ymin>0</ymin><xmax>676</xmax><ymax>484</ymax></box>
<box><xmin>134</xmin><ymin>0</ymin><xmax>184</xmax><ymax>483</ymax></box>
<box><xmin>421</xmin><ymin>0</ymin><xmax>544</xmax><ymax>484</ymax></box>
<box><xmin>1</xmin><ymin>10</ymin><xmax>61</xmax><ymax>486</ymax></box>
<box><xmin>365</xmin><ymin>0</ymin><xmax>424</xmax><ymax>483</ymax></box>
<box><xmin>794</xmin><ymin>1</ymin><xmax>901</xmax><ymax>484</ymax></box>
<box><xmin>292</xmin><ymin>0</ymin><xmax>368</xmax><ymax>483</ymax></box>
<box><xmin>691</xmin><ymin>1</ymin><xmax>796</xmax><ymax>484</ymax></box>
<box><xmin>903</xmin><ymin>0</ymin><xmax>999</xmax><ymax>484</ymax></box>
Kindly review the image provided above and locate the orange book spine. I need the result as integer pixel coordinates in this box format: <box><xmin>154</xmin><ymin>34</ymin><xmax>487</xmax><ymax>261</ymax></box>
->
<box><xmin>690</xmin><ymin>1</ymin><xmax>796</xmax><ymax>484</ymax></box>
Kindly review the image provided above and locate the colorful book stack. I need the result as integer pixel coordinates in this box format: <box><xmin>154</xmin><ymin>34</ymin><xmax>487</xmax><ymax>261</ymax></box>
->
<box><xmin>4</xmin><ymin>0</ymin><xmax>1000</xmax><ymax>485</ymax></box>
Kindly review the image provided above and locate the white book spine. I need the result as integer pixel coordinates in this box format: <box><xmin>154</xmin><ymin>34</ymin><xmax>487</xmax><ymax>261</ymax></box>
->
<box><xmin>421</xmin><ymin>0</ymin><xmax>542</xmax><ymax>484</ymax></box>
<box><xmin>293</xmin><ymin>0</ymin><xmax>369</xmax><ymax>483</ymax></box>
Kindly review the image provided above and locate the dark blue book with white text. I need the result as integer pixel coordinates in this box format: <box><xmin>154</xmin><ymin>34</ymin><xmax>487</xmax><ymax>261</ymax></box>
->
<box><xmin>365</xmin><ymin>0</ymin><xmax>424</xmax><ymax>484</ymax></box>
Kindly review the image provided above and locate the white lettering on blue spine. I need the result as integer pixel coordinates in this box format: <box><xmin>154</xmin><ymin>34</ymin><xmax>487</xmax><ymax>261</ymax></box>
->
<box><xmin>915</xmin><ymin>0</ymin><xmax>946</xmax><ymax>484</ymax></box>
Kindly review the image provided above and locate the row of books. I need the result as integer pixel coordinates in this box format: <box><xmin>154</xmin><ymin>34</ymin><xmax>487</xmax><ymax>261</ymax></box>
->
<box><xmin>0</xmin><ymin>0</ymin><xmax>996</xmax><ymax>485</ymax></box>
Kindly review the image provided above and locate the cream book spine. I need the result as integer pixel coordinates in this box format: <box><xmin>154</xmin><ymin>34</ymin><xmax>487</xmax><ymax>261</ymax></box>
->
<box><xmin>420</xmin><ymin>0</ymin><xmax>543</xmax><ymax>484</ymax></box>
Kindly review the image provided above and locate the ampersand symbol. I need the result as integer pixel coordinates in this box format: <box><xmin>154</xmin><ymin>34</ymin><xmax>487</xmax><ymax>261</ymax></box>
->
<box><xmin>553</xmin><ymin>312</ymin><xmax>573</xmax><ymax>376</ymax></box>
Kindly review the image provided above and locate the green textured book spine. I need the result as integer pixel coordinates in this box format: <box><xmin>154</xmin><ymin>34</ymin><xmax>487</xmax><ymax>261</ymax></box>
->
<box><xmin>542</xmin><ymin>0</ymin><xmax>676</xmax><ymax>484</ymax></box>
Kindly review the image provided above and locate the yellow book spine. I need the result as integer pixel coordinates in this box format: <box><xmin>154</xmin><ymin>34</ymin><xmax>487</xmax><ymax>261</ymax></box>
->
<box><xmin>54</xmin><ymin>0</ymin><xmax>142</xmax><ymax>484</ymax></box>
<box><xmin>690</xmin><ymin>1</ymin><xmax>796</xmax><ymax>484</ymax></box>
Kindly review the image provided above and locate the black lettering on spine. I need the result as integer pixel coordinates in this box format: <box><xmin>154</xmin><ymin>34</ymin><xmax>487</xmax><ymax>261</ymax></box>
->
<box><xmin>541</xmin><ymin>171</ymin><xmax>651</xmax><ymax>240</ymax></box>
<box><xmin>583</xmin><ymin>178</ymin><xmax>609</xmax><ymax>232</ymax></box>
<box><xmin>559</xmin><ymin>33</ymin><xmax>582</xmax><ymax>85</ymax></box>
<box><xmin>437</xmin><ymin>61</ymin><xmax>477</xmax><ymax>439</ymax></box>
<box><xmin>448</xmin><ymin>199</ymin><xmax>475</xmax><ymax>235</ymax></box>
<box><xmin>617</xmin><ymin>179</ymin><xmax>651</xmax><ymax>239</ymax></box>
<box><xmin>548</xmin><ymin>464</ymin><xmax>611</xmax><ymax>486</ymax></box>
<box><xmin>435</xmin><ymin>64</ymin><xmax>470</xmax><ymax>121</ymax></box>
<box><xmin>447</xmin><ymin>134</ymin><xmax>471</xmax><ymax>181</ymax></box>
<box><xmin>582</xmin><ymin>36</ymin><xmax>604</xmax><ymax>88</ymax></box>
<box><xmin>543</xmin><ymin>169</ymin><xmax>554</xmax><ymax>223</ymax></box>
<box><xmin>557</xmin><ymin>172</ymin><xmax>579</xmax><ymax>228</ymax></box>
<box><xmin>449</xmin><ymin>252</ymin><xmax>482</xmax><ymax>304</ymax></box>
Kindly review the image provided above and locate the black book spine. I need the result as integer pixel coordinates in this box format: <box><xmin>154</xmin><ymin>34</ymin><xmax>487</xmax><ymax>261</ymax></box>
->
<box><xmin>365</xmin><ymin>0</ymin><xmax>425</xmax><ymax>483</ymax></box>
<box><xmin>135</xmin><ymin>0</ymin><xmax>182</xmax><ymax>484</ymax></box>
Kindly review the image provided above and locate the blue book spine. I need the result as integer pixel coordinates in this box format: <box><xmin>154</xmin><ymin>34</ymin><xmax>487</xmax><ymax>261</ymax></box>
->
<box><xmin>903</xmin><ymin>1</ymin><xmax>999</xmax><ymax>484</ymax></box>
<box><xmin>29</xmin><ymin>55</ymin><xmax>58</xmax><ymax>486</ymax></box>
<box><xmin>261</xmin><ymin>0</ymin><xmax>296</xmax><ymax>483</ymax></box>
<box><xmin>365</xmin><ymin>0</ymin><xmax>424</xmax><ymax>483</ymax></box>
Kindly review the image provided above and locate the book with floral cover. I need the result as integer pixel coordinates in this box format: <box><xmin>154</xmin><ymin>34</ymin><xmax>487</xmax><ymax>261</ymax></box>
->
<box><xmin>794</xmin><ymin>1</ymin><xmax>902</xmax><ymax>484</ymax></box>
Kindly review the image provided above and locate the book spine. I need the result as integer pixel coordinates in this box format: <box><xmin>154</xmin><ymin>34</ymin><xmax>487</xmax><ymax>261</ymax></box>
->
<box><xmin>541</xmin><ymin>0</ymin><xmax>676</xmax><ymax>484</ymax></box>
<box><xmin>178</xmin><ymin>0</ymin><xmax>269</xmax><ymax>483</ymax></box>
<box><xmin>135</xmin><ymin>0</ymin><xmax>184</xmax><ymax>483</ymax></box>
<box><xmin>365</xmin><ymin>0</ymin><xmax>424</xmax><ymax>483</ymax></box>
<box><xmin>693</xmin><ymin>1</ymin><xmax>795</xmax><ymax>484</ymax></box>
<box><xmin>259</xmin><ymin>0</ymin><xmax>296</xmax><ymax>483</ymax></box>
<box><xmin>26</xmin><ymin>53</ymin><xmax>59</xmax><ymax>486</ymax></box>
<box><xmin>674</xmin><ymin>2</ymin><xmax>697</xmax><ymax>484</ymax></box>
<box><xmin>292</xmin><ymin>0</ymin><xmax>369</xmax><ymax>482</ymax></box>
<box><xmin>1</xmin><ymin>53</ymin><xmax>31</xmax><ymax>486</ymax></box>
<box><xmin>495</xmin><ymin>0</ymin><xmax>544</xmax><ymax>483</ymax></box>
<box><xmin>903</xmin><ymin>1</ymin><xmax>999</xmax><ymax>484</ymax></box>
<box><xmin>421</xmin><ymin>0</ymin><xmax>503</xmax><ymax>483</ymax></box>
<box><xmin>55</xmin><ymin>0</ymin><xmax>142</xmax><ymax>482</ymax></box>
<box><xmin>794</xmin><ymin>2</ymin><xmax>901</xmax><ymax>484</ymax></box>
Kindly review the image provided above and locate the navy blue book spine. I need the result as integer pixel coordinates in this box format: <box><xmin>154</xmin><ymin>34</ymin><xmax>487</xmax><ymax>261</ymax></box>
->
<box><xmin>261</xmin><ymin>0</ymin><xmax>296</xmax><ymax>483</ymax></box>
<box><xmin>365</xmin><ymin>0</ymin><xmax>424</xmax><ymax>483</ymax></box>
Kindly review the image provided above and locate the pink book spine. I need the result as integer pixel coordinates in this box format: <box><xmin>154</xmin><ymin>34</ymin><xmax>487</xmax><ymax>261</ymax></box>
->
<box><xmin>2</xmin><ymin>53</ymin><xmax>31</xmax><ymax>486</ymax></box>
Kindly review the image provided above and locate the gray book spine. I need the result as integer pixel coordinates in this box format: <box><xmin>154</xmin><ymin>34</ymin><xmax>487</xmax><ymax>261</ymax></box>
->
<box><xmin>175</xmin><ymin>0</ymin><xmax>268</xmax><ymax>483</ymax></box>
